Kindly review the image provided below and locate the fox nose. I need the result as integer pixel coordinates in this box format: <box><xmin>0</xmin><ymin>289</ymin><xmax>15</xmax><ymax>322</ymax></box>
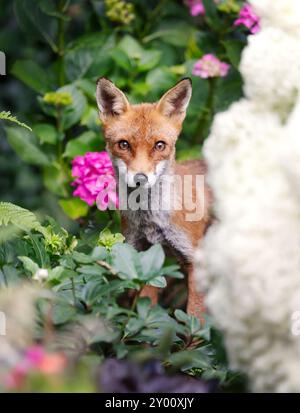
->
<box><xmin>134</xmin><ymin>173</ymin><xmax>148</xmax><ymax>186</ymax></box>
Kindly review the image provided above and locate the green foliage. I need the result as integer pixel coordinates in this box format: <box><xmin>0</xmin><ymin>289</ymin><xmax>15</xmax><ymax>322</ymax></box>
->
<box><xmin>0</xmin><ymin>111</ymin><xmax>32</xmax><ymax>131</ymax></box>
<box><xmin>0</xmin><ymin>203</ymin><xmax>242</xmax><ymax>391</ymax></box>
<box><xmin>0</xmin><ymin>0</ymin><xmax>247</xmax><ymax>220</ymax></box>
<box><xmin>0</xmin><ymin>202</ymin><xmax>45</xmax><ymax>234</ymax></box>
<box><xmin>98</xmin><ymin>228</ymin><xmax>125</xmax><ymax>251</ymax></box>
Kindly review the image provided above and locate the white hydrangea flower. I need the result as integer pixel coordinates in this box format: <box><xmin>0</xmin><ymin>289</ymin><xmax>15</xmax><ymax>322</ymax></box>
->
<box><xmin>197</xmin><ymin>1</ymin><xmax>300</xmax><ymax>392</ymax></box>
<box><xmin>240</xmin><ymin>27</ymin><xmax>300</xmax><ymax>118</ymax></box>
<box><xmin>250</xmin><ymin>0</ymin><xmax>300</xmax><ymax>38</ymax></box>
<box><xmin>280</xmin><ymin>97</ymin><xmax>300</xmax><ymax>198</ymax></box>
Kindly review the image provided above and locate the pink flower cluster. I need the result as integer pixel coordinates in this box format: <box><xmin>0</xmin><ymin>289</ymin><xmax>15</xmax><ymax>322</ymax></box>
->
<box><xmin>234</xmin><ymin>4</ymin><xmax>260</xmax><ymax>34</ymax></box>
<box><xmin>5</xmin><ymin>345</ymin><xmax>66</xmax><ymax>389</ymax></box>
<box><xmin>185</xmin><ymin>0</ymin><xmax>205</xmax><ymax>16</ymax></box>
<box><xmin>71</xmin><ymin>151</ymin><xmax>118</xmax><ymax>210</ymax></box>
<box><xmin>193</xmin><ymin>54</ymin><xmax>230</xmax><ymax>79</ymax></box>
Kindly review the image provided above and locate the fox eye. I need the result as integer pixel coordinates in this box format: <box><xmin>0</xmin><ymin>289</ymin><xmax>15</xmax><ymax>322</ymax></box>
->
<box><xmin>118</xmin><ymin>140</ymin><xmax>130</xmax><ymax>150</ymax></box>
<box><xmin>155</xmin><ymin>141</ymin><xmax>166</xmax><ymax>151</ymax></box>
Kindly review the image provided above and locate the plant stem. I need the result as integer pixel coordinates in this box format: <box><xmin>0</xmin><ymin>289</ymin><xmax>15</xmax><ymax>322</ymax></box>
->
<box><xmin>57</xmin><ymin>0</ymin><xmax>66</xmax><ymax>87</ymax></box>
<box><xmin>1</xmin><ymin>266</ymin><xmax>8</xmax><ymax>287</ymax></box>
<box><xmin>71</xmin><ymin>277</ymin><xmax>76</xmax><ymax>306</ymax></box>
<box><xmin>130</xmin><ymin>288</ymin><xmax>141</xmax><ymax>312</ymax></box>
<box><xmin>193</xmin><ymin>77</ymin><xmax>217</xmax><ymax>145</ymax></box>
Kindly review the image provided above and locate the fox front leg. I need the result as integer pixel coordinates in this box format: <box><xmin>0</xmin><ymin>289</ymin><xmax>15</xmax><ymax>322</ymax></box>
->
<box><xmin>187</xmin><ymin>264</ymin><xmax>205</xmax><ymax>323</ymax></box>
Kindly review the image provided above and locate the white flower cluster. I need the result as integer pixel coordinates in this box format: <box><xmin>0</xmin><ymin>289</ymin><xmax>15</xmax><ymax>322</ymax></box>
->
<box><xmin>197</xmin><ymin>1</ymin><xmax>300</xmax><ymax>392</ymax></box>
<box><xmin>251</xmin><ymin>0</ymin><xmax>300</xmax><ymax>38</ymax></box>
<box><xmin>240</xmin><ymin>28</ymin><xmax>300</xmax><ymax>118</ymax></box>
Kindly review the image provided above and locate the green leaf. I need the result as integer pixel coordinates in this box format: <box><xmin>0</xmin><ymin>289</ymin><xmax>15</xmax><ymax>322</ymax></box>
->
<box><xmin>144</xmin><ymin>22</ymin><xmax>194</xmax><ymax>47</ymax></box>
<box><xmin>77</xmin><ymin>264</ymin><xmax>105</xmax><ymax>276</ymax></box>
<box><xmin>39</xmin><ymin>85</ymin><xmax>87</xmax><ymax>131</ymax></box>
<box><xmin>63</xmin><ymin>131</ymin><xmax>100</xmax><ymax>158</ymax></box>
<box><xmin>27</xmin><ymin>233</ymin><xmax>49</xmax><ymax>268</ymax></box>
<box><xmin>222</xmin><ymin>40</ymin><xmax>244</xmax><ymax>69</ymax></box>
<box><xmin>157</xmin><ymin>265</ymin><xmax>184</xmax><ymax>279</ymax></box>
<box><xmin>148</xmin><ymin>275</ymin><xmax>167</xmax><ymax>288</ymax></box>
<box><xmin>52</xmin><ymin>302</ymin><xmax>77</xmax><ymax>325</ymax></box>
<box><xmin>43</xmin><ymin>164</ymin><xmax>70</xmax><ymax>198</ymax></box>
<box><xmin>110</xmin><ymin>48</ymin><xmax>133</xmax><ymax>72</ymax></box>
<box><xmin>59</xmin><ymin>85</ymin><xmax>87</xmax><ymax>130</ymax></box>
<box><xmin>1</xmin><ymin>265</ymin><xmax>23</xmax><ymax>284</ymax></box>
<box><xmin>125</xmin><ymin>318</ymin><xmax>144</xmax><ymax>335</ymax></box>
<box><xmin>11</xmin><ymin>60</ymin><xmax>53</xmax><ymax>93</ymax></box>
<box><xmin>146</xmin><ymin>68</ymin><xmax>177</xmax><ymax>95</ymax></box>
<box><xmin>137</xmin><ymin>50</ymin><xmax>161</xmax><ymax>72</ymax></box>
<box><xmin>136</xmin><ymin>297</ymin><xmax>151</xmax><ymax>319</ymax></box>
<box><xmin>174</xmin><ymin>309</ymin><xmax>190</xmax><ymax>324</ymax></box>
<box><xmin>110</xmin><ymin>244</ymin><xmax>141</xmax><ymax>280</ymax></box>
<box><xmin>119</xmin><ymin>35</ymin><xmax>144</xmax><ymax>58</ymax></box>
<box><xmin>59</xmin><ymin>198</ymin><xmax>89</xmax><ymax>219</ymax></box>
<box><xmin>80</xmin><ymin>106</ymin><xmax>101</xmax><ymax>133</ymax></box>
<box><xmin>5</xmin><ymin>126</ymin><xmax>50</xmax><ymax>166</ymax></box>
<box><xmin>0</xmin><ymin>202</ymin><xmax>45</xmax><ymax>234</ymax></box>
<box><xmin>202</xmin><ymin>0</ymin><xmax>223</xmax><ymax>31</ymax></box>
<box><xmin>139</xmin><ymin>244</ymin><xmax>165</xmax><ymax>278</ymax></box>
<box><xmin>0</xmin><ymin>111</ymin><xmax>32</xmax><ymax>131</ymax></box>
<box><xmin>33</xmin><ymin>123</ymin><xmax>58</xmax><ymax>145</ymax></box>
<box><xmin>49</xmin><ymin>266</ymin><xmax>77</xmax><ymax>282</ymax></box>
<box><xmin>65</xmin><ymin>48</ymin><xmax>94</xmax><ymax>81</ymax></box>
<box><xmin>91</xmin><ymin>246</ymin><xmax>107</xmax><ymax>261</ymax></box>
<box><xmin>18</xmin><ymin>256</ymin><xmax>39</xmax><ymax>275</ymax></box>
<box><xmin>214</xmin><ymin>71</ymin><xmax>243</xmax><ymax>112</ymax></box>
<box><xmin>14</xmin><ymin>0</ymin><xmax>57</xmax><ymax>52</ymax></box>
<box><xmin>71</xmin><ymin>251</ymin><xmax>94</xmax><ymax>264</ymax></box>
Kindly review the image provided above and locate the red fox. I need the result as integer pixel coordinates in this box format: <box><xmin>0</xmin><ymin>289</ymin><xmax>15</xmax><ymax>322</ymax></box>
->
<box><xmin>96</xmin><ymin>77</ymin><xmax>212</xmax><ymax>320</ymax></box>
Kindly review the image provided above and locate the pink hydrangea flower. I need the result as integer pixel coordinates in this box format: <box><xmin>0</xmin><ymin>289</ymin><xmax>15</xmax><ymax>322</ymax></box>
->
<box><xmin>185</xmin><ymin>0</ymin><xmax>205</xmax><ymax>16</ymax></box>
<box><xmin>234</xmin><ymin>3</ymin><xmax>260</xmax><ymax>34</ymax></box>
<box><xmin>71</xmin><ymin>151</ymin><xmax>118</xmax><ymax>209</ymax></box>
<box><xmin>192</xmin><ymin>54</ymin><xmax>230</xmax><ymax>79</ymax></box>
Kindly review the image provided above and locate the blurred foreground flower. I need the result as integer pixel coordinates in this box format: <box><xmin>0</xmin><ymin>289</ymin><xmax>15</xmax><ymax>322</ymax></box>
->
<box><xmin>251</xmin><ymin>0</ymin><xmax>300</xmax><ymax>38</ymax></box>
<box><xmin>197</xmin><ymin>0</ymin><xmax>300</xmax><ymax>392</ymax></box>
<box><xmin>5</xmin><ymin>345</ymin><xmax>66</xmax><ymax>389</ymax></box>
<box><xmin>185</xmin><ymin>0</ymin><xmax>205</xmax><ymax>16</ymax></box>
<box><xmin>71</xmin><ymin>151</ymin><xmax>118</xmax><ymax>209</ymax></box>
<box><xmin>98</xmin><ymin>359</ymin><xmax>215</xmax><ymax>393</ymax></box>
<box><xmin>234</xmin><ymin>3</ymin><xmax>260</xmax><ymax>34</ymax></box>
<box><xmin>193</xmin><ymin>54</ymin><xmax>230</xmax><ymax>78</ymax></box>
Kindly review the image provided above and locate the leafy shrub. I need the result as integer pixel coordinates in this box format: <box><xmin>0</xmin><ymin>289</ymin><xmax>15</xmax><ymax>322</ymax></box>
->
<box><xmin>0</xmin><ymin>202</ymin><xmax>244</xmax><ymax>391</ymax></box>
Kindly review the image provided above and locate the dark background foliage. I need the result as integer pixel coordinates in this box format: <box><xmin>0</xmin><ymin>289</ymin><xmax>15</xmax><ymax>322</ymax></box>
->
<box><xmin>0</xmin><ymin>0</ymin><xmax>246</xmax><ymax>227</ymax></box>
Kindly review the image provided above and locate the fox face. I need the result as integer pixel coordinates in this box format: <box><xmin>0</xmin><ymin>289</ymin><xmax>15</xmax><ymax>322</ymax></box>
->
<box><xmin>96</xmin><ymin>78</ymin><xmax>192</xmax><ymax>187</ymax></box>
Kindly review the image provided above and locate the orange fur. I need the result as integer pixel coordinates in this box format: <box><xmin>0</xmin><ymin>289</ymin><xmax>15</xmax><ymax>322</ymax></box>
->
<box><xmin>96</xmin><ymin>77</ymin><xmax>212</xmax><ymax>321</ymax></box>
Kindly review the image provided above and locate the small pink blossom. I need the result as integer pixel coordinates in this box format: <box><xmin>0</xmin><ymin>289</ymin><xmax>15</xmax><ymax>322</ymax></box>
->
<box><xmin>192</xmin><ymin>54</ymin><xmax>230</xmax><ymax>79</ymax></box>
<box><xmin>234</xmin><ymin>4</ymin><xmax>260</xmax><ymax>34</ymax></box>
<box><xmin>185</xmin><ymin>0</ymin><xmax>205</xmax><ymax>16</ymax></box>
<box><xmin>71</xmin><ymin>151</ymin><xmax>118</xmax><ymax>209</ymax></box>
<box><xmin>4</xmin><ymin>345</ymin><xmax>66</xmax><ymax>389</ymax></box>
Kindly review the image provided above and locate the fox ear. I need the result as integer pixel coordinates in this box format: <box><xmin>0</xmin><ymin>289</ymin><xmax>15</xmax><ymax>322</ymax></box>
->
<box><xmin>96</xmin><ymin>78</ymin><xmax>130</xmax><ymax>118</ymax></box>
<box><xmin>157</xmin><ymin>78</ymin><xmax>192</xmax><ymax>118</ymax></box>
